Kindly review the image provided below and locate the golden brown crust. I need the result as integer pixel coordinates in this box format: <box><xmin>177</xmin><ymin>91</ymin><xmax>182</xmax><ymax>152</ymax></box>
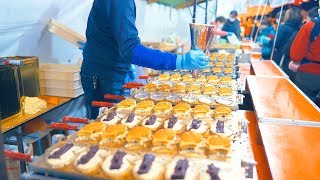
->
<box><xmin>154</xmin><ymin>101</ymin><xmax>172</xmax><ymax>112</ymax></box>
<box><xmin>152</xmin><ymin>129</ymin><xmax>176</xmax><ymax>144</ymax></box>
<box><xmin>77</xmin><ymin>122</ymin><xmax>106</xmax><ymax>137</ymax></box>
<box><xmin>101</xmin><ymin>124</ymin><xmax>127</xmax><ymax>139</ymax></box>
<box><xmin>144</xmin><ymin>83</ymin><xmax>158</xmax><ymax>92</ymax></box>
<box><xmin>158</xmin><ymin>84</ymin><xmax>171</xmax><ymax>92</ymax></box>
<box><xmin>117</xmin><ymin>99</ymin><xmax>136</xmax><ymax>108</ymax></box>
<box><xmin>179</xmin><ymin>132</ymin><xmax>203</xmax><ymax>148</ymax></box>
<box><xmin>173</xmin><ymin>102</ymin><xmax>191</xmax><ymax>113</ymax></box>
<box><xmin>213</xmin><ymin>67</ymin><xmax>222</xmax><ymax>73</ymax></box>
<box><xmin>135</xmin><ymin>100</ymin><xmax>155</xmax><ymax>110</ymax></box>
<box><xmin>126</xmin><ymin>126</ymin><xmax>152</xmax><ymax>141</ymax></box>
<box><xmin>224</xmin><ymin>68</ymin><xmax>233</xmax><ymax>74</ymax></box>
<box><xmin>218</xmin><ymin>87</ymin><xmax>233</xmax><ymax>96</ymax></box>
<box><xmin>194</xmin><ymin>104</ymin><xmax>210</xmax><ymax>114</ymax></box>
<box><xmin>214</xmin><ymin>106</ymin><xmax>232</xmax><ymax>116</ymax></box>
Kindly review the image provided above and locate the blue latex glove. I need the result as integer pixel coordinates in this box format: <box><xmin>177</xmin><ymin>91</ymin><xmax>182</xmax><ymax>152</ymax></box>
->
<box><xmin>128</xmin><ymin>64</ymin><xmax>136</xmax><ymax>82</ymax></box>
<box><xmin>260</xmin><ymin>36</ymin><xmax>270</xmax><ymax>44</ymax></box>
<box><xmin>227</xmin><ymin>32</ymin><xmax>234</xmax><ymax>36</ymax></box>
<box><xmin>77</xmin><ymin>41</ymin><xmax>86</xmax><ymax>50</ymax></box>
<box><xmin>176</xmin><ymin>50</ymin><xmax>210</xmax><ymax>70</ymax></box>
<box><xmin>124</xmin><ymin>64</ymin><xmax>136</xmax><ymax>83</ymax></box>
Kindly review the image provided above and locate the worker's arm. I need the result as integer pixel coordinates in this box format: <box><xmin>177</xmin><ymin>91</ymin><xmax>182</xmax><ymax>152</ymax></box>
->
<box><xmin>216</xmin><ymin>30</ymin><xmax>229</xmax><ymax>36</ymax></box>
<box><xmin>290</xmin><ymin>22</ymin><xmax>313</xmax><ymax>62</ymax></box>
<box><xmin>110</xmin><ymin>0</ymin><xmax>209</xmax><ymax>70</ymax></box>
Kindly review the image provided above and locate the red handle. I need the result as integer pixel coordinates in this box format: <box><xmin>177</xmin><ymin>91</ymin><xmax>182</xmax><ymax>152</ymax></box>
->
<box><xmin>62</xmin><ymin>116</ymin><xmax>88</xmax><ymax>124</ymax></box>
<box><xmin>139</xmin><ymin>75</ymin><xmax>149</xmax><ymax>79</ymax></box>
<box><xmin>92</xmin><ymin>101</ymin><xmax>114</xmax><ymax>107</ymax></box>
<box><xmin>4</xmin><ymin>150</ymin><xmax>31</xmax><ymax>162</ymax></box>
<box><xmin>50</xmin><ymin>123</ymin><xmax>78</xmax><ymax>131</ymax></box>
<box><xmin>126</xmin><ymin>82</ymin><xmax>144</xmax><ymax>86</ymax></box>
<box><xmin>104</xmin><ymin>94</ymin><xmax>125</xmax><ymax>100</ymax></box>
<box><xmin>122</xmin><ymin>85</ymin><xmax>140</xmax><ymax>89</ymax></box>
<box><xmin>148</xmin><ymin>73</ymin><xmax>158</xmax><ymax>77</ymax></box>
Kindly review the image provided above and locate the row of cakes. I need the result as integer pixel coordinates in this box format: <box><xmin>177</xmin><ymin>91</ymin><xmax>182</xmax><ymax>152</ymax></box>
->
<box><xmin>202</xmin><ymin>67</ymin><xmax>236</xmax><ymax>75</ymax></box>
<box><xmin>156</xmin><ymin>73</ymin><xmax>236</xmax><ymax>83</ymax></box>
<box><xmin>100</xmin><ymin>100</ymin><xmax>234</xmax><ymax>121</ymax></box>
<box><xmin>44</xmin><ymin>142</ymin><xmax>244</xmax><ymax>180</ymax></box>
<box><xmin>210</xmin><ymin>53</ymin><xmax>235</xmax><ymax>61</ymax></box>
<box><xmin>74</xmin><ymin>123</ymin><xmax>233</xmax><ymax>160</ymax></box>
<box><xmin>142</xmin><ymin>81</ymin><xmax>235</xmax><ymax>95</ymax></box>
<box><xmin>133</xmin><ymin>91</ymin><xmax>238</xmax><ymax>108</ymax></box>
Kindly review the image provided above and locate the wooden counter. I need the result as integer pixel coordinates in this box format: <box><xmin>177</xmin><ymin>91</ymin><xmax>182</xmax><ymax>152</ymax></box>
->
<box><xmin>246</xmin><ymin>76</ymin><xmax>320</xmax><ymax>125</ymax></box>
<box><xmin>250</xmin><ymin>60</ymin><xmax>288</xmax><ymax>78</ymax></box>
<box><xmin>1</xmin><ymin>97</ymin><xmax>71</xmax><ymax>133</ymax></box>
<box><xmin>240</xmin><ymin>110</ymin><xmax>272</xmax><ymax>180</ymax></box>
<box><xmin>238</xmin><ymin>63</ymin><xmax>251</xmax><ymax>91</ymax></box>
<box><xmin>259</xmin><ymin>122</ymin><xmax>320</xmax><ymax>180</ymax></box>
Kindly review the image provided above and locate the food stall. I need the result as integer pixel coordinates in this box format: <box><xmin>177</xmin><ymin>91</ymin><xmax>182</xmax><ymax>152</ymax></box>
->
<box><xmin>1</xmin><ymin>0</ymin><xmax>320</xmax><ymax>179</ymax></box>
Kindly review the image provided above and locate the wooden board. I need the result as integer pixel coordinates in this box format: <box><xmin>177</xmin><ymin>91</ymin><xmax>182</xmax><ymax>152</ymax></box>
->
<box><xmin>259</xmin><ymin>122</ymin><xmax>320</xmax><ymax>180</ymax></box>
<box><xmin>250</xmin><ymin>60</ymin><xmax>288</xmax><ymax>78</ymax></box>
<box><xmin>246</xmin><ymin>76</ymin><xmax>320</xmax><ymax>124</ymax></box>
<box><xmin>48</xmin><ymin>19</ymin><xmax>86</xmax><ymax>47</ymax></box>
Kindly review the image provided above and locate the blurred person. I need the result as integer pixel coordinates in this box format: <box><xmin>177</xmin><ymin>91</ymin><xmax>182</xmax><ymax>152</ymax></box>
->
<box><xmin>282</xmin><ymin>7</ymin><xmax>319</xmax><ymax>81</ymax></box>
<box><xmin>212</xmin><ymin>16</ymin><xmax>226</xmax><ymax>29</ymax></box>
<box><xmin>78</xmin><ymin>0</ymin><xmax>209</xmax><ymax>119</ymax></box>
<box><xmin>210</xmin><ymin>16</ymin><xmax>234</xmax><ymax>37</ymax></box>
<box><xmin>244</xmin><ymin>17</ymin><xmax>254</xmax><ymax>38</ymax></box>
<box><xmin>289</xmin><ymin>3</ymin><xmax>320</xmax><ymax>103</ymax></box>
<box><xmin>274</xmin><ymin>11</ymin><xmax>286</xmax><ymax>29</ymax></box>
<box><xmin>257</xmin><ymin>17</ymin><xmax>275</xmax><ymax>60</ymax></box>
<box><xmin>271</xmin><ymin>7</ymin><xmax>303</xmax><ymax>65</ymax></box>
<box><xmin>222</xmin><ymin>10</ymin><xmax>241</xmax><ymax>40</ymax></box>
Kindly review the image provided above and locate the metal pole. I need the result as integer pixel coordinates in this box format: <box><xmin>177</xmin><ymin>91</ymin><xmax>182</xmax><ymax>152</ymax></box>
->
<box><xmin>205</xmin><ymin>0</ymin><xmax>208</xmax><ymax>24</ymax></box>
<box><xmin>270</xmin><ymin>0</ymin><xmax>285</xmax><ymax>60</ymax></box>
<box><xmin>250</xmin><ymin>0</ymin><xmax>263</xmax><ymax>39</ymax></box>
<box><xmin>254</xmin><ymin>0</ymin><xmax>269</xmax><ymax>43</ymax></box>
<box><xmin>193</xmin><ymin>0</ymin><xmax>197</xmax><ymax>23</ymax></box>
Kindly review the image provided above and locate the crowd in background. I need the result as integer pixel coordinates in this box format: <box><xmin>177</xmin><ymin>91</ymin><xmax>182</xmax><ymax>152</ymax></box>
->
<box><xmin>212</xmin><ymin>4</ymin><xmax>320</xmax><ymax>106</ymax></box>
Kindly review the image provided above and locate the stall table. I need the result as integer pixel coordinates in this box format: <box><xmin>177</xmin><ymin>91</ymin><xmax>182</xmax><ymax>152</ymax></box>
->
<box><xmin>246</xmin><ymin>76</ymin><xmax>320</xmax><ymax>126</ymax></box>
<box><xmin>1</xmin><ymin>97</ymin><xmax>71</xmax><ymax>133</ymax></box>
<box><xmin>1</xmin><ymin>96</ymin><xmax>71</xmax><ymax>173</ymax></box>
<box><xmin>250</xmin><ymin>60</ymin><xmax>288</xmax><ymax>78</ymax></box>
<box><xmin>259</xmin><ymin>122</ymin><xmax>320</xmax><ymax>180</ymax></box>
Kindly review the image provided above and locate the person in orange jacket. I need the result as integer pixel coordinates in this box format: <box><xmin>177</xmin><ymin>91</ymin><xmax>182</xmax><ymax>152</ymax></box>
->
<box><xmin>289</xmin><ymin>3</ymin><xmax>320</xmax><ymax>103</ymax></box>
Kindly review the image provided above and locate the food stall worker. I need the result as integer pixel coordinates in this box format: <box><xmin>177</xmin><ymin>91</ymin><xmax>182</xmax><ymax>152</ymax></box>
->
<box><xmin>80</xmin><ymin>0</ymin><xmax>210</xmax><ymax>119</ymax></box>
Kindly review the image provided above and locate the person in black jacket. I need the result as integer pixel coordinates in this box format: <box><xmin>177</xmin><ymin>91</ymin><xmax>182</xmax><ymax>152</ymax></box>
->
<box><xmin>271</xmin><ymin>7</ymin><xmax>303</xmax><ymax>65</ymax></box>
<box><xmin>222</xmin><ymin>10</ymin><xmax>241</xmax><ymax>40</ymax></box>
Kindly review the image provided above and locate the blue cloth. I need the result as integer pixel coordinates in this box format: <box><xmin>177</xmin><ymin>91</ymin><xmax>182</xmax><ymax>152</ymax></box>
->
<box><xmin>82</xmin><ymin>0</ymin><xmax>178</xmax><ymax>80</ymax></box>
<box><xmin>132</xmin><ymin>44</ymin><xmax>176</xmax><ymax>70</ymax></box>
<box><xmin>82</xmin><ymin>0</ymin><xmax>140</xmax><ymax>81</ymax></box>
<box><xmin>257</xmin><ymin>26</ymin><xmax>275</xmax><ymax>59</ymax></box>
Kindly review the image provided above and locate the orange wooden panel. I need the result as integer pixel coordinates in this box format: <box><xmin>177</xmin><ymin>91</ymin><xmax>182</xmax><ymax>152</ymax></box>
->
<box><xmin>259</xmin><ymin>122</ymin><xmax>320</xmax><ymax>180</ymax></box>
<box><xmin>251</xmin><ymin>60</ymin><xmax>288</xmax><ymax>77</ymax></box>
<box><xmin>238</xmin><ymin>63</ymin><xmax>251</xmax><ymax>91</ymax></box>
<box><xmin>247</xmin><ymin>76</ymin><xmax>320</xmax><ymax>121</ymax></box>
<box><xmin>240</xmin><ymin>111</ymin><xmax>272</xmax><ymax>180</ymax></box>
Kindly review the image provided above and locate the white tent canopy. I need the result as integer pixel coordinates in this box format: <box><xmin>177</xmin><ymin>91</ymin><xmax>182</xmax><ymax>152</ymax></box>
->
<box><xmin>0</xmin><ymin>0</ymin><xmax>225</xmax><ymax>64</ymax></box>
